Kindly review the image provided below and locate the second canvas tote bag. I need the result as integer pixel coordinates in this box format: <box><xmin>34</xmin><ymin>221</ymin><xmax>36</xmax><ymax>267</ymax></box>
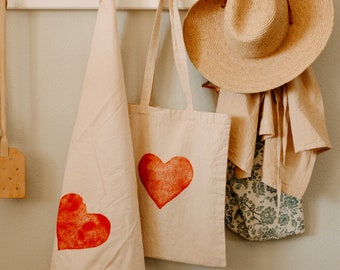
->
<box><xmin>129</xmin><ymin>0</ymin><xmax>231</xmax><ymax>267</ymax></box>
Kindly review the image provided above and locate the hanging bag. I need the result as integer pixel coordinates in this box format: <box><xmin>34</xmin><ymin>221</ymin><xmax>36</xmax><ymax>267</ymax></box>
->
<box><xmin>225</xmin><ymin>137</ymin><xmax>305</xmax><ymax>241</ymax></box>
<box><xmin>129</xmin><ymin>0</ymin><xmax>231</xmax><ymax>267</ymax></box>
<box><xmin>217</xmin><ymin>88</ymin><xmax>305</xmax><ymax>241</ymax></box>
<box><xmin>50</xmin><ymin>0</ymin><xmax>145</xmax><ymax>268</ymax></box>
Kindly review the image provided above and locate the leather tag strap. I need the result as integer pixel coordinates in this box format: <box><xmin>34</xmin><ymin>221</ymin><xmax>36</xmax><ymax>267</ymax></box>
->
<box><xmin>0</xmin><ymin>0</ymin><xmax>8</xmax><ymax>157</ymax></box>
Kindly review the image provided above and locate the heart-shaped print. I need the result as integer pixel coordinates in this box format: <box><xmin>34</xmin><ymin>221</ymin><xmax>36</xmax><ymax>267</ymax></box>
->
<box><xmin>57</xmin><ymin>193</ymin><xmax>111</xmax><ymax>250</ymax></box>
<box><xmin>138</xmin><ymin>153</ymin><xmax>194</xmax><ymax>209</ymax></box>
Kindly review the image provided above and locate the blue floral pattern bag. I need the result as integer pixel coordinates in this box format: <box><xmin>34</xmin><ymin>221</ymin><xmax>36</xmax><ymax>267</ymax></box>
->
<box><xmin>225</xmin><ymin>137</ymin><xmax>305</xmax><ymax>241</ymax></box>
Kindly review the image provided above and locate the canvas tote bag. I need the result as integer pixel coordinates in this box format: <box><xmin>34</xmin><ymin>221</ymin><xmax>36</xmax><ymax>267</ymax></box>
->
<box><xmin>129</xmin><ymin>0</ymin><xmax>231</xmax><ymax>267</ymax></box>
<box><xmin>50</xmin><ymin>0</ymin><xmax>145</xmax><ymax>269</ymax></box>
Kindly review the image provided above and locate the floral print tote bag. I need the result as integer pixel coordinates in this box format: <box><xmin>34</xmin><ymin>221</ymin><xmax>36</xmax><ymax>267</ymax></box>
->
<box><xmin>225</xmin><ymin>137</ymin><xmax>305</xmax><ymax>241</ymax></box>
<box><xmin>129</xmin><ymin>0</ymin><xmax>231</xmax><ymax>267</ymax></box>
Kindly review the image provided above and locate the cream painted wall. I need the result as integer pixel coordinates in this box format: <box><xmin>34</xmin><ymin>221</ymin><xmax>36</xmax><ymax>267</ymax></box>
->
<box><xmin>0</xmin><ymin>5</ymin><xmax>339</xmax><ymax>270</ymax></box>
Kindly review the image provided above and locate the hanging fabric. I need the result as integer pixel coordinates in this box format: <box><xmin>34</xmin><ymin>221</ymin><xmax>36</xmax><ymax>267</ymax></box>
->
<box><xmin>261</xmin><ymin>68</ymin><xmax>332</xmax><ymax>198</ymax></box>
<box><xmin>129</xmin><ymin>0</ymin><xmax>231</xmax><ymax>267</ymax></box>
<box><xmin>217</xmin><ymin>66</ymin><xmax>331</xmax><ymax>241</ymax></box>
<box><xmin>50</xmin><ymin>0</ymin><xmax>145</xmax><ymax>268</ymax></box>
<box><xmin>217</xmin><ymin>88</ymin><xmax>305</xmax><ymax>241</ymax></box>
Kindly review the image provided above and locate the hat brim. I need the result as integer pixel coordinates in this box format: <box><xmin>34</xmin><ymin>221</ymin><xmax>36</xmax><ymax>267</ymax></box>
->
<box><xmin>183</xmin><ymin>0</ymin><xmax>334</xmax><ymax>93</ymax></box>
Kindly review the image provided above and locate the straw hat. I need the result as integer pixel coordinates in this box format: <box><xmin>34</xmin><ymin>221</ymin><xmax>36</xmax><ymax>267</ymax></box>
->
<box><xmin>183</xmin><ymin>0</ymin><xmax>334</xmax><ymax>93</ymax></box>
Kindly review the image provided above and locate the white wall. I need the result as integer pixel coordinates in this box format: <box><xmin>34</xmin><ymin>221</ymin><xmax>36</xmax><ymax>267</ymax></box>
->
<box><xmin>0</xmin><ymin>5</ymin><xmax>339</xmax><ymax>270</ymax></box>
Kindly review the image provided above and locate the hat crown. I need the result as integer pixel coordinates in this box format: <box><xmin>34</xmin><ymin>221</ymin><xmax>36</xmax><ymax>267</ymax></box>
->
<box><xmin>224</xmin><ymin>0</ymin><xmax>289</xmax><ymax>58</ymax></box>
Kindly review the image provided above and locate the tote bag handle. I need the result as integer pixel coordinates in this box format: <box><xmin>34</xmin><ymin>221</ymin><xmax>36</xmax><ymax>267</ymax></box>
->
<box><xmin>140</xmin><ymin>0</ymin><xmax>194</xmax><ymax>112</ymax></box>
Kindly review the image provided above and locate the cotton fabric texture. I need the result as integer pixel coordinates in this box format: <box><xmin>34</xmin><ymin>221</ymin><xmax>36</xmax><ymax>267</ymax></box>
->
<box><xmin>261</xmin><ymin>68</ymin><xmax>331</xmax><ymax>198</ymax></box>
<box><xmin>219</xmin><ymin>67</ymin><xmax>330</xmax><ymax>240</ymax></box>
<box><xmin>129</xmin><ymin>0</ymin><xmax>231</xmax><ymax>267</ymax></box>
<box><xmin>183</xmin><ymin>0</ymin><xmax>334</xmax><ymax>93</ymax></box>
<box><xmin>216</xmin><ymin>67</ymin><xmax>331</xmax><ymax>199</ymax></box>
<box><xmin>50</xmin><ymin>0</ymin><xmax>145</xmax><ymax>269</ymax></box>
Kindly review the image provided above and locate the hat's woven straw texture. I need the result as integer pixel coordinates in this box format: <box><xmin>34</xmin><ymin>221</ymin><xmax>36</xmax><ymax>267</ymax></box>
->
<box><xmin>183</xmin><ymin>0</ymin><xmax>334</xmax><ymax>93</ymax></box>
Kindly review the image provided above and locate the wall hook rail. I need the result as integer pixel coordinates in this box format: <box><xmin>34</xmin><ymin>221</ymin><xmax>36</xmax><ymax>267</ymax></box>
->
<box><xmin>6</xmin><ymin>0</ymin><xmax>194</xmax><ymax>10</ymax></box>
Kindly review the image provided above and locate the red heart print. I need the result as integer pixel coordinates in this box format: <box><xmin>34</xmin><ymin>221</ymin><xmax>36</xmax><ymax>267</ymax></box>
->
<box><xmin>57</xmin><ymin>193</ymin><xmax>111</xmax><ymax>250</ymax></box>
<box><xmin>138</xmin><ymin>153</ymin><xmax>194</xmax><ymax>209</ymax></box>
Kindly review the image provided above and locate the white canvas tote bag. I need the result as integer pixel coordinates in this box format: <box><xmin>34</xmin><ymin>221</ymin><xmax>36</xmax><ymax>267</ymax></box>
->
<box><xmin>129</xmin><ymin>0</ymin><xmax>231</xmax><ymax>267</ymax></box>
<box><xmin>50</xmin><ymin>0</ymin><xmax>145</xmax><ymax>269</ymax></box>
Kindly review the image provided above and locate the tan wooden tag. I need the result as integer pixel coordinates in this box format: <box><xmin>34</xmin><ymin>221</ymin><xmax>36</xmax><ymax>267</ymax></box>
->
<box><xmin>0</xmin><ymin>147</ymin><xmax>25</xmax><ymax>198</ymax></box>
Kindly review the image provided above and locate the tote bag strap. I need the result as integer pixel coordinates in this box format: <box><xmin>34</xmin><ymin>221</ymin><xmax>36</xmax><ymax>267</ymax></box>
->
<box><xmin>140</xmin><ymin>0</ymin><xmax>194</xmax><ymax>112</ymax></box>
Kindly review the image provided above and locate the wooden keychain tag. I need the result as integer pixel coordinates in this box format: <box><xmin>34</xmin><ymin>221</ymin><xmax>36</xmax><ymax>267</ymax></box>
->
<box><xmin>0</xmin><ymin>148</ymin><xmax>25</xmax><ymax>198</ymax></box>
<box><xmin>0</xmin><ymin>0</ymin><xmax>26</xmax><ymax>198</ymax></box>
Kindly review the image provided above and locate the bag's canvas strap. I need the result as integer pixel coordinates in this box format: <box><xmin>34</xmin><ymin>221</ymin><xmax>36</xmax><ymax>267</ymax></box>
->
<box><xmin>140</xmin><ymin>0</ymin><xmax>194</xmax><ymax>111</ymax></box>
<box><xmin>168</xmin><ymin>0</ymin><xmax>193</xmax><ymax>111</ymax></box>
<box><xmin>140</xmin><ymin>0</ymin><xmax>162</xmax><ymax>107</ymax></box>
